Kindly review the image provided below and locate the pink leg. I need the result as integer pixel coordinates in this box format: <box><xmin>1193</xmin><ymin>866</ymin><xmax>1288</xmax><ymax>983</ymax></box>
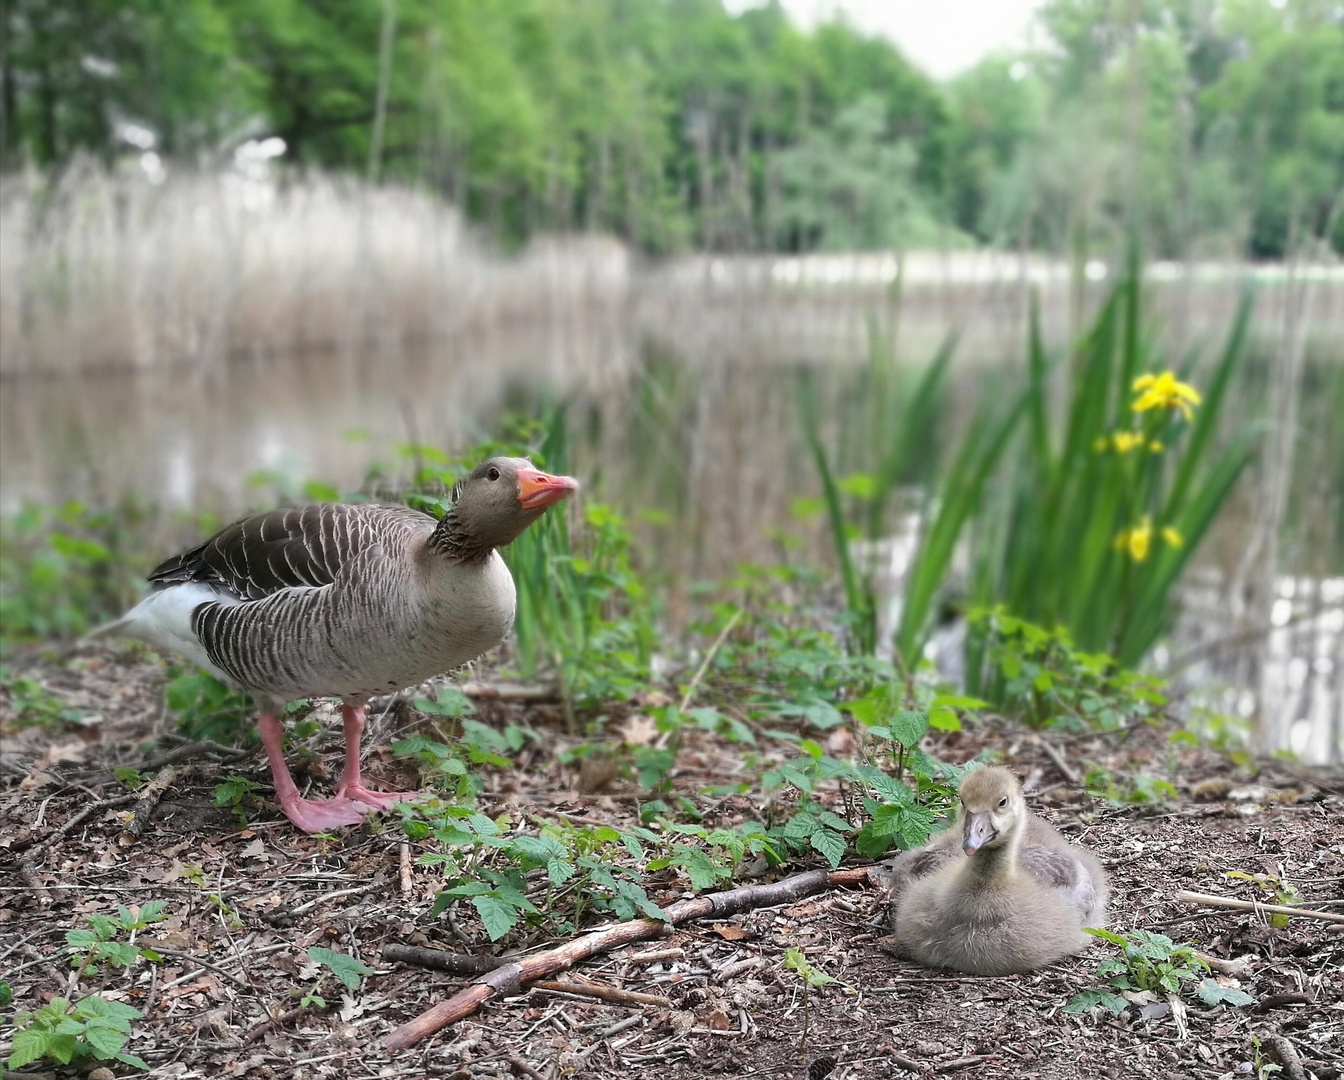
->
<box><xmin>257</xmin><ymin>713</ymin><xmax>369</xmax><ymax>833</ymax></box>
<box><xmin>333</xmin><ymin>704</ymin><xmax>420</xmax><ymax>810</ymax></box>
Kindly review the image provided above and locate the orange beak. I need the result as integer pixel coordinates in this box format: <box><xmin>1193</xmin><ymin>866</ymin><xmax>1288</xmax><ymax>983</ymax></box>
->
<box><xmin>516</xmin><ymin>467</ymin><xmax>579</xmax><ymax>511</ymax></box>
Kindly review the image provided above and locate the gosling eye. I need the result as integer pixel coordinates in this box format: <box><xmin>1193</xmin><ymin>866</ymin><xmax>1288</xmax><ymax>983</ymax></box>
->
<box><xmin>998</xmin><ymin>796</ymin><xmax>1009</xmax><ymax>808</ymax></box>
<box><xmin>487</xmin><ymin>467</ymin><xmax>500</xmax><ymax>482</ymax></box>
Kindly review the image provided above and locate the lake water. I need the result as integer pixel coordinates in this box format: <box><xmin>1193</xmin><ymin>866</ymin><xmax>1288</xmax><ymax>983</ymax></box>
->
<box><xmin>1</xmin><ymin>170</ymin><xmax>1340</xmax><ymax>763</ymax></box>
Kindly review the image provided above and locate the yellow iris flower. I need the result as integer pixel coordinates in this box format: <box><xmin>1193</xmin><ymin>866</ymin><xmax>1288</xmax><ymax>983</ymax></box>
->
<box><xmin>1132</xmin><ymin>372</ymin><xmax>1201</xmax><ymax>421</ymax></box>
<box><xmin>1115</xmin><ymin>518</ymin><xmax>1183</xmax><ymax>562</ymax></box>
<box><xmin>1114</xmin><ymin>516</ymin><xmax>1153</xmax><ymax>561</ymax></box>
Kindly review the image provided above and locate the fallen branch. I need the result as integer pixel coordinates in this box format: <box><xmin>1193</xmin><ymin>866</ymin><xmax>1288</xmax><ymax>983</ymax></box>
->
<box><xmin>1265</xmin><ymin>1034</ymin><xmax>1308</xmax><ymax>1080</ymax></box>
<box><xmin>532</xmin><ymin>978</ymin><xmax>670</xmax><ymax>1007</ymax></box>
<box><xmin>80</xmin><ymin>740</ymin><xmax>249</xmax><ymax>785</ymax></box>
<box><xmin>118</xmin><ymin>766</ymin><xmax>182</xmax><ymax>846</ymax></box>
<box><xmin>399</xmin><ymin>842</ymin><xmax>413</xmax><ymax>897</ymax></box>
<box><xmin>1175</xmin><ymin>890</ymin><xmax>1344</xmax><ymax>924</ymax></box>
<box><xmin>16</xmin><ymin>792</ymin><xmax>140</xmax><ymax>859</ymax></box>
<box><xmin>1039</xmin><ymin>739</ymin><xmax>1080</xmax><ymax>785</ymax></box>
<box><xmin>459</xmin><ymin>682</ymin><xmax>559</xmax><ymax>703</ymax></box>
<box><xmin>381</xmin><ymin>943</ymin><xmax>506</xmax><ymax>976</ymax></box>
<box><xmin>385</xmin><ymin>865</ymin><xmax>872</xmax><ymax>1050</ymax></box>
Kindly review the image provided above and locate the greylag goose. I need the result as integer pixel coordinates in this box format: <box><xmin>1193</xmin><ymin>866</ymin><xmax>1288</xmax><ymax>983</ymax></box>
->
<box><xmin>888</xmin><ymin>766</ymin><xmax>1108</xmax><ymax>975</ymax></box>
<box><xmin>97</xmin><ymin>457</ymin><xmax>577</xmax><ymax>833</ymax></box>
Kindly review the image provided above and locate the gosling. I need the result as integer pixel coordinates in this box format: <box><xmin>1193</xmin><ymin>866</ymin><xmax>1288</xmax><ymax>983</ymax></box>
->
<box><xmin>889</xmin><ymin>766</ymin><xmax>1108</xmax><ymax>975</ymax></box>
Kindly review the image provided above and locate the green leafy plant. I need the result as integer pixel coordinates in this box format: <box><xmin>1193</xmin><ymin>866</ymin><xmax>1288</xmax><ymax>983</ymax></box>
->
<box><xmin>966</xmin><ymin>607</ymin><xmax>1167</xmax><ymax>729</ymax></box>
<box><xmin>306</xmin><ymin>947</ymin><xmax>373</xmax><ymax>993</ymax></box>
<box><xmin>8</xmin><ymin>995</ymin><xmax>148</xmax><ymax>1071</ymax></box>
<box><xmin>65</xmin><ymin>902</ymin><xmax>169</xmax><ymax>971</ymax></box>
<box><xmin>0</xmin><ymin>500</ymin><xmax>151</xmax><ymax>648</ymax></box>
<box><xmin>964</xmin><ymin>266</ymin><xmax>1256</xmax><ymax>667</ymax></box>
<box><xmin>783</xmin><ymin>947</ymin><xmax>843</xmax><ymax>1058</ymax></box>
<box><xmin>165</xmin><ymin>669</ymin><xmax>253</xmax><ymax>744</ymax></box>
<box><xmin>0</xmin><ymin>670</ymin><xmax>83</xmax><ymax>729</ymax></box>
<box><xmin>213</xmin><ymin>776</ymin><xmax>260</xmax><ymax>825</ymax></box>
<box><xmin>799</xmin><ymin>331</ymin><xmax>954</xmax><ymax>655</ymax></box>
<box><xmin>1065</xmin><ymin>929</ymin><xmax>1254</xmax><ymax>1016</ymax></box>
<box><xmin>1082</xmin><ymin>765</ymin><xmax>1178</xmax><ymax>805</ymax></box>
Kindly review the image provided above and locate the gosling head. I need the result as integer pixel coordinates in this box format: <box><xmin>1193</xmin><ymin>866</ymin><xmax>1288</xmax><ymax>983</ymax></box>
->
<box><xmin>450</xmin><ymin>456</ymin><xmax>579</xmax><ymax>550</ymax></box>
<box><xmin>957</xmin><ymin>766</ymin><xmax>1024</xmax><ymax>856</ymax></box>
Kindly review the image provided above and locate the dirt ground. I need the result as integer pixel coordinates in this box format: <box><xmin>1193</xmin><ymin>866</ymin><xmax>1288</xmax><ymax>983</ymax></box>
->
<box><xmin>2</xmin><ymin>643</ymin><xmax>1341</xmax><ymax>1080</ymax></box>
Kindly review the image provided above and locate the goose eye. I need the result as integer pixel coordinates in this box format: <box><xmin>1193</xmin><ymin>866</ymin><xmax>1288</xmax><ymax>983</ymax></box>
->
<box><xmin>998</xmin><ymin>796</ymin><xmax>1008</xmax><ymax>808</ymax></box>
<box><xmin>487</xmin><ymin>467</ymin><xmax>500</xmax><ymax>481</ymax></box>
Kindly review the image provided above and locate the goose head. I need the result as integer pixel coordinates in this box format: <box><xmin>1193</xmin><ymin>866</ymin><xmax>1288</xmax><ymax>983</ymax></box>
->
<box><xmin>450</xmin><ymin>456</ymin><xmax>579</xmax><ymax>550</ymax></box>
<box><xmin>957</xmin><ymin>766</ymin><xmax>1024</xmax><ymax>856</ymax></box>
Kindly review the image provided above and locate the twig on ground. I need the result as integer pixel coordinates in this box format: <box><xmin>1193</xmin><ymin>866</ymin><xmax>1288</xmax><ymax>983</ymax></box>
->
<box><xmin>1255</xmin><ymin>992</ymin><xmax>1316</xmax><ymax>1013</ymax></box>
<box><xmin>381</xmin><ymin>943</ymin><xmax>506</xmax><ymax>976</ymax></box>
<box><xmin>1265</xmin><ymin>1034</ymin><xmax>1308</xmax><ymax>1080</ymax></box>
<box><xmin>399</xmin><ymin>842</ymin><xmax>413</xmax><ymax>896</ymax></box>
<box><xmin>1195</xmin><ymin>953</ymin><xmax>1254</xmax><ymax>977</ymax></box>
<box><xmin>679</xmin><ymin>608</ymin><xmax>744</xmax><ymax>713</ymax></box>
<box><xmin>459</xmin><ymin>682</ymin><xmax>560</xmax><ymax>702</ymax></box>
<box><xmin>118</xmin><ymin>765</ymin><xmax>182</xmax><ymax>846</ymax></box>
<box><xmin>505</xmin><ymin>1055</ymin><xmax>548</xmax><ymax>1080</ymax></box>
<box><xmin>153</xmin><ymin>948</ymin><xmax>255</xmax><ymax>989</ymax></box>
<box><xmin>889</xmin><ymin>1050</ymin><xmax>927</xmax><ymax>1073</ymax></box>
<box><xmin>80</xmin><ymin>739</ymin><xmax>250</xmax><ymax>785</ymax></box>
<box><xmin>385</xmin><ymin>865</ymin><xmax>872</xmax><ymax>1050</ymax></box>
<box><xmin>532</xmin><ymin>978</ymin><xmax>670</xmax><ymax>1008</ymax></box>
<box><xmin>623</xmin><ymin>947</ymin><xmax>684</xmax><ymax>965</ymax></box>
<box><xmin>17</xmin><ymin>792</ymin><xmax>140</xmax><ymax>859</ymax></box>
<box><xmin>936</xmin><ymin>1056</ymin><xmax>990</xmax><ymax>1073</ymax></box>
<box><xmin>1175</xmin><ymin>890</ymin><xmax>1344</xmax><ymax>924</ymax></box>
<box><xmin>1039</xmin><ymin>739</ymin><xmax>1080</xmax><ymax>785</ymax></box>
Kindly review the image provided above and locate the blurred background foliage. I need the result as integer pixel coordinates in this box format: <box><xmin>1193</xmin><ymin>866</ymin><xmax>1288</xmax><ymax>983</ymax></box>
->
<box><xmin>3</xmin><ymin>0</ymin><xmax>1340</xmax><ymax>258</ymax></box>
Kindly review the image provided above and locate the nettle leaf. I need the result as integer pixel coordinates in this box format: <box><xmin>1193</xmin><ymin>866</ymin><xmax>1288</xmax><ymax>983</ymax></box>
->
<box><xmin>676</xmin><ymin>848</ymin><xmax>721</xmax><ymax>891</ymax></box>
<box><xmin>76</xmin><ymin>997</ymin><xmax>140</xmax><ymax>1025</ymax></box>
<box><xmin>81</xmin><ymin>1020</ymin><xmax>127</xmax><ymax>1058</ymax></box>
<box><xmin>1064</xmin><ymin>989</ymin><xmax>1128</xmax><ymax>1015</ymax></box>
<box><xmin>547</xmin><ymin>858</ymin><xmax>575</xmax><ymax>885</ymax></box>
<box><xmin>7</xmin><ymin>1028</ymin><xmax>48</xmax><ymax>1069</ymax></box>
<box><xmin>306</xmin><ymin>947</ymin><xmax>373</xmax><ymax>991</ymax></box>
<box><xmin>927</xmin><ymin>706</ymin><xmax>962</xmax><ymax>732</ymax></box>
<box><xmin>474</xmin><ymin>896</ymin><xmax>521</xmax><ymax>941</ymax></box>
<box><xmin>810</xmin><ymin>827</ymin><xmax>847</xmax><ymax>868</ymax></box>
<box><xmin>1196</xmin><ymin>980</ymin><xmax>1255</xmax><ymax>1008</ymax></box>
<box><xmin>412</xmin><ymin>689</ymin><xmax>475</xmax><ymax>717</ymax></box>
<box><xmin>887</xmin><ymin>711</ymin><xmax>930</xmax><ymax>749</ymax></box>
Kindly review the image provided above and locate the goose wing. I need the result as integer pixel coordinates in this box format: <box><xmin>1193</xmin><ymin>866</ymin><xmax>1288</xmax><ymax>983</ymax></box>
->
<box><xmin>148</xmin><ymin>503</ymin><xmax>428</xmax><ymax>601</ymax></box>
<box><xmin>1019</xmin><ymin>844</ymin><xmax>1102</xmax><ymax>922</ymax></box>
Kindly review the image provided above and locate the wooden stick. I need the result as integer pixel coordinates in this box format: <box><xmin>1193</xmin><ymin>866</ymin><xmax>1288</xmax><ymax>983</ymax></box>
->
<box><xmin>118</xmin><ymin>766</ymin><xmax>181</xmax><ymax>846</ymax></box>
<box><xmin>1175</xmin><ymin>891</ymin><xmax>1344</xmax><ymax>924</ymax></box>
<box><xmin>458</xmin><ymin>682</ymin><xmax>559</xmax><ymax>702</ymax></box>
<box><xmin>381</xmin><ymin>943</ymin><xmax>506</xmax><ymax>976</ymax></box>
<box><xmin>385</xmin><ymin>865</ymin><xmax>872</xmax><ymax>1050</ymax></box>
<box><xmin>1039</xmin><ymin>740</ymin><xmax>1080</xmax><ymax>785</ymax></box>
<box><xmin>531</xmin><ymin>979</ymin><xmax>670</xmax><ymax>1007</ymax></box>
<box><xmin>398</xmin><ymin>842</ymin><xmax>413</xmax><ymax>896</ymax></box>
<box><xmin>1265</xmin><ymin>1034</ymin><xmax>1308</xmax><ymax>1080</ymax></box>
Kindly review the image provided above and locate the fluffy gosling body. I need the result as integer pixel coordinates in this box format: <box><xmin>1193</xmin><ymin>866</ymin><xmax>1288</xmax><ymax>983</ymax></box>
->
<box><xmin>889</xmin><ymin>766</ymin><xmax>1108</xmax><ymax>975</ymax></box>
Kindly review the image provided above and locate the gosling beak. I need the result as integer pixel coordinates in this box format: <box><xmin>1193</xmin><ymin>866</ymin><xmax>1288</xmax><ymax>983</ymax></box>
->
<box><xmin>516</xmin><ymin>467</ymin><xmax>579</xmax><ymax>511</ymax></box>
<box><xmin>962</xmin><ymin>812</ymin><xmax>996</xmax><ymax>856</ymax></box>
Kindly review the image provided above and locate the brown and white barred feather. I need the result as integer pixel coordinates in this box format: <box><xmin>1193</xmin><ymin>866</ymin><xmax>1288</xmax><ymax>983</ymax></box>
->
<box><xmin>110</xmin><ymin>503</ymin><xmax>517</xmax><ymax>706</ymax></box>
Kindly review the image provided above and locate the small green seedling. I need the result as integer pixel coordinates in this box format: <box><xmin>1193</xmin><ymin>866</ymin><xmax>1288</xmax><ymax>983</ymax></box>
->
<box><xmin>306</xmin><ymin>947</ymin><xmax>373</xmax><ymax>993</ymax></box>
<box><xmin>784</xmin><ymin>947</ymin><xmax>842</xmax><ymax>1058</ymax></box>
<box><xmin>8</xmin><ymin>995</ymin><xmax>148</xmax><ymax>1071</ymax></box>
<box><xmin>213</xmin><ymin>776</ymin><xmax>259</xmax><ymax>825</ymax></box>
<box><xmin>1065</xmin><ymin>928</ymin><xmax>1254</xmax><ymax>1016</ymax></box>
<box><xmin>65</xmin><ymin>902</ymin><xmax>169</xmax><ymax>971</ymax></box>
